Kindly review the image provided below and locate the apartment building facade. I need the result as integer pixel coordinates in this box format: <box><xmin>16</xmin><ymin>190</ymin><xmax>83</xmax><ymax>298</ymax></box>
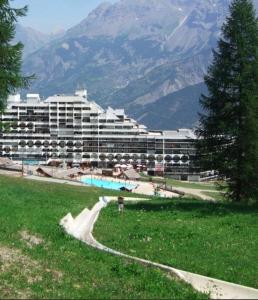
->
<box><xmin>0</xmin><ymin>90</ymin><xmax>199</xmax><ymax>180</ymax></box>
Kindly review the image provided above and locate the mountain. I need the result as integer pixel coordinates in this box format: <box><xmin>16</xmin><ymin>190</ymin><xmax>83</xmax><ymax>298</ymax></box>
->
<box><xmin>14</xmin><ymin>25</ymin><xmax>65</xmax><ymax>58</ymax></box>
<box><xmin>22</xmin><ymin>0</ymin><xmax>258</xmax><ymax>129</ymax></box>
<box><xmin>14</xmin><ymin>25</ymin><xmax>50</xmax><ymax>57</ymax></box>
<box><xmin>131</xmin><ymin>82</ymin><xmax>207</xmax><ymax>130</ymax></box>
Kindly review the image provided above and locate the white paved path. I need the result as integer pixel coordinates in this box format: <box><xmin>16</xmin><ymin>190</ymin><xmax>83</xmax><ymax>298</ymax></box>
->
<box><xmin>60</xmin><ymin>197</ymin><xmax>258</xmax><ymax>299</ymax></box>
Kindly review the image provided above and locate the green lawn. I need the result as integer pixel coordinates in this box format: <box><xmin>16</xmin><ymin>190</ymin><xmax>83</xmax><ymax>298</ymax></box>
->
<box><xmin>95</xmin><ymin>198</ymin><xmax>258</xmax><ymax>289</ymax></box>
<box><xmin>164</xmin><ymin>178</ymin><xmax>219</xmax><ymax>191</ymax></box>
<box><xmin>139</xmin><ymin>174</ymin><xmax>221</xmax><ymax>191</ymax></box>
<box><xmin>202</xmin><ymin>191</ymin><xmax>226</xmax><ymax>201</ymax></box>
<box><xmin>0</xmin><ymin>175</ymin><xmax>206</xmax><ymax>299</ymax></box>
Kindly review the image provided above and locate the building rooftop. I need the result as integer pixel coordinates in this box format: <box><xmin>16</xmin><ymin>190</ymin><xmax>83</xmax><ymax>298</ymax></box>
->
<box><xmin>100</xmin><ymin>107</ymin><xmax>120</xmax><ymax>120</ymax></box>
<box><xmin>147</xmin><ymin>129</ymin><xmax>196</xmax><ymax>139</ymax></box>
<box><xmin>163</xmin><ymin>129</ymin><xmax>196</xmax><ymax>139</ymax></box>
<box><xmin>6</xmin><ymin>88</ymin><xmax>195</xmax><ymax>139</ymax></box>
<box><xmin>45</xmin><ymin>95</ymin><xmax>89</xmax><ymax>104</ymax></box>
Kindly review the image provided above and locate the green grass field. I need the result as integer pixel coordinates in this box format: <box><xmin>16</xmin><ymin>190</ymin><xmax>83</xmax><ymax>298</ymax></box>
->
<box><xmin>139</xmin><ymin>174</ymin><xmax>221</xmax><ymax>191</ymax></box>
<box><xmin>164</xmin><ymin>178</ymin><xmax>219</xmax><ymax>191</ymax></box>
<box><xmin>95</xmin><ymin>198</ymin><xmax>258</xmax><ymax>289</ymax></box>
<box><xmin>0</xmin><ymin>175</ymin><xmax>206</xmax><ymax>299</ymax></box>
<box><xmin>202</xmin><ymin>191</ymin><xmax>226</xmax><ymax>201</ymax></box>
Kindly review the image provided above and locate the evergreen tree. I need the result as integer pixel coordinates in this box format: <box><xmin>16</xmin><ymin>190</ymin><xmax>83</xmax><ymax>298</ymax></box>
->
<box><xmin>0</xmin><ymin>0</ymin><xmax>32</xmax><ymax>113</ymax></box>
<box><xmin>196</xmin><ymin>0</ymin><xmax>258</xmax><ymax>203</ymax></box>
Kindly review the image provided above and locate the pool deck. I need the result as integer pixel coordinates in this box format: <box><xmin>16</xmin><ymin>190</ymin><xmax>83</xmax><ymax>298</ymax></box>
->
<box><xmin>81</xmin><ymin>175</ymin><xmax>179</xmax><ymax>198</ymax></box>
<box><xmin>0</xmin><ymin>166</ymin><xmax>214</xmax><ymax>200</ymax></box>
<box><xmin>2</xmin><ymin>164</ymin><xmax>177</xmax><ymax>198</ymax></box>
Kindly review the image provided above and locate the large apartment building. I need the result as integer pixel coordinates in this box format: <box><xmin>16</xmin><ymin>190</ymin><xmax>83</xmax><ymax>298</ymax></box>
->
<box><xmin>0</xmin><ymin>89</ymin><xmax>199</xmax><ymax>180</ymax></box>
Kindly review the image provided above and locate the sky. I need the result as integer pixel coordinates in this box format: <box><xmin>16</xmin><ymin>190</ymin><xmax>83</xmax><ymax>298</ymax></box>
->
<box><xmin>13</xmin><ymin>0</ymin><xmax>118</xmax><ymax>34</ymax></box>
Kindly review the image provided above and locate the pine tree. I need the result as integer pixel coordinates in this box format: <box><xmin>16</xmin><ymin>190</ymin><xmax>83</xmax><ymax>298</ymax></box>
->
<box><xmin>0</xmin><ymin>0</ymin><xmax>32</xmax><ymax>113</ymax></box>
<box><xmin>196</xmin><ymin>0</ymin><xmax>258</xmax><ymax>203</ymax></box>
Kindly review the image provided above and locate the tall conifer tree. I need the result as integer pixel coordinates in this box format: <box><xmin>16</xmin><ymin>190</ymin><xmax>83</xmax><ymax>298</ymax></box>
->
<box><xmin>0</xmin><ymin>0</ymin><xmax>31</xmax><ymax>112</ymax></box>
<box><xmin>196</xmin><ymin>0</ymin><xmax>258</xmax><ymax>203</ymax></box>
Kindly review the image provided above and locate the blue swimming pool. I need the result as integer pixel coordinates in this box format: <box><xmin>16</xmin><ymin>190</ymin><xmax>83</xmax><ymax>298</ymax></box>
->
<box><xmin>81</xmin><ymin>178</ymin><xmax>136</xmax><ymax>191</ymax></box>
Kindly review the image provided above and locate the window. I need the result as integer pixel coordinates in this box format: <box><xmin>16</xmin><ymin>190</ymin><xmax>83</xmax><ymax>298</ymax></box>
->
<box><xmin>165</xmin><ymin>155</ymin><xmax>172</xmax><ymax>162</ymax></box>
<box><xmin>27</xmin><ymin>141</ymin><xmax>33</xmax><ymax>147</ymax></box>
<box><xmin>173</xmin><ymin>155</ymin><xmax>180</xmax><ymax>163</ymax></box>
<box><xmin>43</xmin><ymin>141</ymin><xmax>49</xmax><ymax>147</ymax></box>
<box><xmin>35</xmin><ymin>141</ymin><xmax>41</xmax><ymax>148</ymax></box>
<box><xmin>59</xmin><ymin>141</ymin><xmax>65</xmax><ymax>148</ymax></box>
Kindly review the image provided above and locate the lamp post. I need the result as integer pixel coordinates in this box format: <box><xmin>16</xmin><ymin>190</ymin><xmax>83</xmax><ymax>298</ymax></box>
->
<box><xmin>97</xmin><ymin>109</ymin><xmax>100</xmax><ymax>169</ymax></box>
<box><xmin>22</xmin><ymin>156</ymin><xmax>24</xmax><ymax>177</ymax></box>
<box><xmin>162</xmin><ymin>133</ymin><xmax>165</xmax><ymax>178</ymax></box>
<box><xmin>21</xmin><ymin>148</ymin><xmax>28</xmax><ymax>177</ymax></box>
<box><xmin>45</xmin><ymin>150</ymin><xmax>48</xmax><ymax>165</ymax></box>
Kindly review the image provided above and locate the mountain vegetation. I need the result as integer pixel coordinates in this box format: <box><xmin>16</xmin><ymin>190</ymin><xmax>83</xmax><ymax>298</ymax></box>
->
<box><xmin>196</xmin><ymin>0</ymin><xmax>258</xmax><ymax>203</ymax></box>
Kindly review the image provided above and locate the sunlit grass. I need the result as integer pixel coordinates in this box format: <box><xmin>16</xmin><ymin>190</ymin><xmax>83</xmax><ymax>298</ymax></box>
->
<box><xmin>0</xmin><ymin>175</ymin><xmax>206</xmax><ymax>299</ymax></box>
<box><xmin>139</xmin><ymin>173</ymin><xmax>222</xmax><ymax>191</ymax></box>
<box><xmin>95</xmin><ymin>198</ymin><xmax>258</xmax><ymax>289</ymax></box>
<box><xmin>164</xmin><ymin>178</ymin><xmax>219</xmax><ymax>191</ymax></box>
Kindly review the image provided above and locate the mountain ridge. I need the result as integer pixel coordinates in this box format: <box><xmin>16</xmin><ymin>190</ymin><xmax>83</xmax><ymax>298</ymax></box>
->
<box><xmin>14</xmin><ymin>24</ymin><xmax>65</xmax><ymax>57</ymax></box>
<box><xmin>20</xmin><ymin>0</ymin><xmax>258</xmax><ymax>129</ymax></box>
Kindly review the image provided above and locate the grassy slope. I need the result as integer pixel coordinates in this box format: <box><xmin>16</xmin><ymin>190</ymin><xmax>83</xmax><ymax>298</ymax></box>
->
<box><xmin>95</xmin><ymin>198</ymin><xmax>258</xmax><ymax>289</ymax></box>
<box><xmin>202</xmin><ymin>191</ymin><xmax>226</xmax><ymax>201</ymax></box>
<box><xmin>164</xmin><ymin>179</ymin><xmax>219</xmax><ymax>191</ymax></box>
<box><xmin>140</xmin><ymin>174</ymin><xmax>219</xmax><ymax>191</ymax></box>
<box><xmin>0</xmin><ymin>175</ymin><xmax>206</xmax><ymax>299</ymax></box>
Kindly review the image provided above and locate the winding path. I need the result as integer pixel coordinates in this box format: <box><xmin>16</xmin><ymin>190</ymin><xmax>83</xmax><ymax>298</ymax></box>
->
<box><xmin>60</xmin><ymin>197</ymin><xmax>258</xmax><ymax>299</ymax></box>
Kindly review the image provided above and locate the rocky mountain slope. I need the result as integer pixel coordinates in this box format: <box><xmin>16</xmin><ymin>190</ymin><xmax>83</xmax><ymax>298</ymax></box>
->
<box><xmin>14</xmin><ymin>25</ymin><xmax>50</xmax><ymax>57</ymax></box>
<box><xmin>14</xmin><ymin>25</ymin><xmax>65</xmax><ymax>58</ymax></box>
<box><xmin>21</xmin><ymin>0</ymin><xmax>258</xmax><ymax>129</ymax></box>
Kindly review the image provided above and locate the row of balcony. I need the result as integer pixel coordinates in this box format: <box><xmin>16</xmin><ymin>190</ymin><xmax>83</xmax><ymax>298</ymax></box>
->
<box><xmin>1</xmin><ymin>149</ymin><xmax>190</xmax><ymax>163</ymax></box>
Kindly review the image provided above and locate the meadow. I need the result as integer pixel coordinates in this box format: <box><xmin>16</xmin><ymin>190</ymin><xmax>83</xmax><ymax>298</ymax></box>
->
<box><xmin>0</xmin><ymin>175</ymin><xmax>206</xmax><ymax>299</ymax></box>
<box><xmin>140</xmin><ymin>173</ymin><xmax>222</xmax><ymax>191</ymax></box>
<box><xmin>95</xmin><ymin>198</ymin><xmax>258</xmax><ymax>289</ymax></box>
<box><xmin>164</xmin><ymin>178</ymin><xmax>219</xmax><ymax>191</ymax></box>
